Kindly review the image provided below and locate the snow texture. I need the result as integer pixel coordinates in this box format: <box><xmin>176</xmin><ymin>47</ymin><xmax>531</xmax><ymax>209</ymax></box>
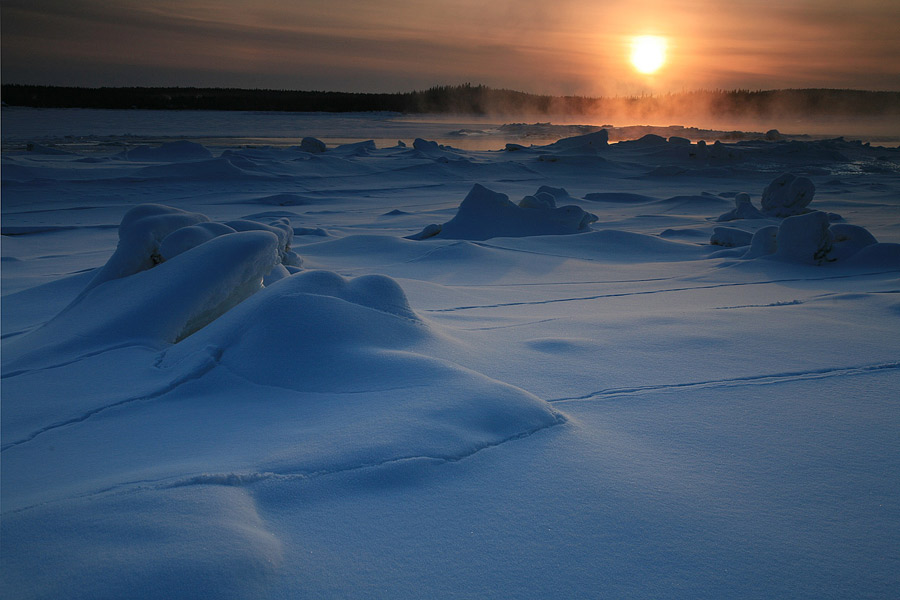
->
<box><xmin>2</xmin><ymin>110</ymin><xmax>900</xmax><ymax>600</ymax></box>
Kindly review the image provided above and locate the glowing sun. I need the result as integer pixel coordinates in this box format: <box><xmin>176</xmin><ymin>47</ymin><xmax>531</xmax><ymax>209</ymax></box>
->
<box><xmin>630</xmin><ymin>35</ymin><xmax>667</xmax><ymax>74</ymax></box>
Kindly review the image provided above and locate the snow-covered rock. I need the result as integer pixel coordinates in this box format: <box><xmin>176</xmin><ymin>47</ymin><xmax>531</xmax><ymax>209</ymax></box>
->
<box><xmin>743</xmin><ymin>226</ymin><xmax>780</xmax><ymax>259</ymax></box>
<box><xmin>761</xmin><ymin>173</ymin><xmax>816</xmax><ymax>217</ymax></box>
<box><xmin>420</xmin><ymin>184</ymin><xmax>598</xmax><ymax>241</ymax></box>
<box><xmin>716</xmin><ymin>192</ymin><xmax>765</xmax><ymax>221</ymax></box>
<box><xmin>774</xmin><ymin>211</ymin><xmax>834</xmax><ymax>265</ymax></box>
<box><xmin>300</xmin><ymin>137</ymin><xmax>327</xmax><ymax>153</ymax></box>
<box><xmin>536</xmin><ymin>130</ymin><xmax>608</xmax><ymax>154</ymax></box>
<box><xmin>740</xmin><ymin>214</ymin><xmax>885</xmax><ymax>265</ymax></box>
<box><xmin>828</xmin><ymin>224</ymin><xmax>878</xmax><ymax>262</ymax></box>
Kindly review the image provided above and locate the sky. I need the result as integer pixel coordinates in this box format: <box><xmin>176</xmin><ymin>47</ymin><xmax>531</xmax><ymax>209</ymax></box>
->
<box><xmin>2</xmin><ymin>0</ymin><xmax>899</xmax><ymax>96</ymax></box>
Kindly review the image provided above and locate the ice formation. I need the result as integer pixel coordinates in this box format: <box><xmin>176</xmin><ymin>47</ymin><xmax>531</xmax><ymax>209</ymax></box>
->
<box><xmin>3</xmin><ymin>230</ymin><xmax>281</xmax><ymax>373</ymax></box>
<box><xmin>737</xmin><ymin>211</ymin><xmax>888</xmax><ymax>265</ymax></box>
<box><xmin>300</xmin><ymin>137</ymin><xmax>327</xmax><ymax>153</ymax></box>
<box><xmin>716</xmin><ymin>192</ymin><xmax>766</xmax><ymax>221</ymax></box>
<box><xmin>81</xmin><ymin>204</ymin><xmax>211</xmax><ymax>293</ymax></box>
<box><xmin>760</xmin><ymin>173</ymin><xmax>816</xmax><ymax>217</ymax></box>
<box><xmin>2</xmin><ymin>205</ymin><xmax>317</xmax><ymax>373</ymax></box>
<box><xmin>773</xmin><ymin>211</ymin><xmax>833</xmax><ymax>264</ymax></box>
<box><xmin>743</xmin><ymin>226</ymin><xmax>780</xmax><ymax>259</ymax></box>
<box><xmin>410</xmin><ymin>184</ymin><xmax>598</xmax><ymax>241</ymax></box>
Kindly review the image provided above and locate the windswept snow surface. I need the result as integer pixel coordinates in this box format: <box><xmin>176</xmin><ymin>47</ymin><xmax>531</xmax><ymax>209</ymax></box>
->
<box><xmin>3</xmin><ymin>110</ymin><xmax>900</xmax><ymax>599</ymax></box>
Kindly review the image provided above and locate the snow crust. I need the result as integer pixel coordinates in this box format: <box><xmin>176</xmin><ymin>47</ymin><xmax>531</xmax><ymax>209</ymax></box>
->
<box><xmin>2</xmin><ymin>111</ymin><xmax>900</xmax><ymax>599</ymax></box>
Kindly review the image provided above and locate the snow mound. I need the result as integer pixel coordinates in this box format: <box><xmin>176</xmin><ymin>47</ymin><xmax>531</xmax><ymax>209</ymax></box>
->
<box><xmin>224</xmin><ymin>218</ymin><xmax>300</xmax><ymax>266</ymax></box>
<box><xmin>583</xmin><ymin>192</ymin><xmax>656</xmax><ymax>203</ymax></box>
<box><xmin>743</xmin><ymin>226</ymin><xmax>780</xmax><ymax>259</ymax></box>
<box><xmin>246</xmin><ymin>193</ymin><xmax>317</xmax><ymax>206</ymax></box>
<box><xmin>710</xmin><ymin>227</ymin><xmax>754</xmax><ymax>248</ymax></box>
<box><xmin>413</xmin><ymin>184</ymin><xmax>598</xmax><ymax>241</ymax></box>
<box><xmin>410</xmin><ymin>138</ymin><xmax>465</xmax><ymax>160</ymax></box>
<box><xmin>136</xmin><ymin>157</ymin><xmax>270</xmax><ymax>180</ymax></box>
<box><xmin>716</xmin><ymin>192</ymin><xmax>765</xmax><ymax>221</ymax></box>
<box><xmin>300</xmin><ymin>137</ymin><xmax>326</xmax><ymax>153</ymax></box>
<box><xmin>331</xmin><ymin>140</ymin><xmax>377</xmax><ymax>156</ymax></box>
<box><xmin>158</xmin><ymin>270</ymin><xmax>428</xmax><ymax>394</ymax></box>
<box><xmin>828</xmin><ymin>224</ymin><xmax>879</xmax><ymax>262</ymax></box>
<box><xmin>270</xmin><ymin>269</ymin><xmax>418</xmax><ymax>321</ymax></box>
<box><xmin>158</xmin><ymin>222</ymin><xmax>237</xmax><ymax>261</ymax></box>
<box><xmin>773</xmin><ymin>211</ymin><xmax>833</xmax><ymax>264</ymax></box>
<box><xmin>740</xmin><ymin>211</ymin><xmax>887</xmax><ymax>265</ymax></box>
<box><xmin>537</xmin><ymin>130</ymin><xmax>609</xmax><ymax>154</ymax></box>
<box><xmin>4</xmin><ymin>230</ymin><xmax>281</xmax><ymax>373</ymax></box>
<box><xmin>157</xmin><ymin>269</ymin><xmax>564</xmax><ymax>451</ymax></box>
<box><xmin>842</xmin><ymin>242</ymin><xmax>900</xmax><ymax>268</ymax></box>
<box><xmin>487</xmin><ymin>230</ymin><xmax>708</xmax><ymax>262</ymax></box>
<box><xmin>83</xmin><ymin>204</ymin><xmax>211</xmax><ymax>292</ymax></box>
<box><xmin>760</xmin><ymin>173</ymin><xmax>816</xmax><ymax>217</ymax></box>
<box><xmin>2</xmin><ymin>204</ymin><xmax>318</xmax><ymax>372</ymax></box>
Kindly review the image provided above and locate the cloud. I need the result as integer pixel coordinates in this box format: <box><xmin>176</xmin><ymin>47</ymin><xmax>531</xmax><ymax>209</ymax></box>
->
<box><xmin>2</xmin><ymin>0</ymin><xmax>898</xmax><ymax>93</ymax></box>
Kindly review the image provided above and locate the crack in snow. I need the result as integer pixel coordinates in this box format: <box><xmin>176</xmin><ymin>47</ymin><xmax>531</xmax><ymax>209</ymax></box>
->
<box><xmin>167</xmin><ymin>414</ymin><xmax>567</xmax><ymax>490</ymax></box>
<box><xmin>424</xmin><ymin>270</ymin><xmax>900</xmax><ymax>312</ymax></box>
<box><xmin>714</xmin><ymin>300</ymin><xmax>804</xmax><ymax>309</ymax></box>
<box><xmin>0</xmin><ymin>349</ymin><xmax>222</xmax><ymax>452</ymax></box>
<box><xmin>1</xmin><ymin>414</ymin><xmax>567</xmax><ymax>516</ymax></box>
<box><xmin>547</xmin><ymin>361</ymin><xmax>900</xmax><ymax>403</ymax></box>
<box><xmin>1</xmin><ymin>342</ymin><xmax>162</xmax><ymax>380</ymax></box>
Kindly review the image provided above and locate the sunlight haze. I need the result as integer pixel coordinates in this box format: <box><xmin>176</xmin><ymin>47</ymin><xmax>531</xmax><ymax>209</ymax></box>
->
<box><xmin>2</xmin><ymin>0</ymin><xmax>898</xmax><ymax>95</ymax></box>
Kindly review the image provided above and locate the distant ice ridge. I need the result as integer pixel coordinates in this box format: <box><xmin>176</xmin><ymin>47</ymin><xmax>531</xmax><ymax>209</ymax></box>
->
<box><xmin>409</xmin><ymin>184</ymin><xmax>598</xmax><ymax>241</ymax></box>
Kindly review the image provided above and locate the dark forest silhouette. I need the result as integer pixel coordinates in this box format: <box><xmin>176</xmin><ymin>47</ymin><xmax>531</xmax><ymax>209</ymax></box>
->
<box><xmin>3</xmin><ymin>84</ymin><xmax>898</xmax><ymax>119</ymax></box>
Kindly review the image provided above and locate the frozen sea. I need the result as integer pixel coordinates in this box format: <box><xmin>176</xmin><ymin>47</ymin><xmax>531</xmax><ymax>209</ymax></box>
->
<box><xmin>2</xmin><ymin>108</ymin><xmax>899</xmax><ymax>599</ymax></box>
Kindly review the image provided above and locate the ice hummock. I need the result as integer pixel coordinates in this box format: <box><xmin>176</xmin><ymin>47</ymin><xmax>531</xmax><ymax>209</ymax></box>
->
<box><xmin>409</xmin><ymin>183</ymin><xmax>598</xmax><ymax>240</ymax></box>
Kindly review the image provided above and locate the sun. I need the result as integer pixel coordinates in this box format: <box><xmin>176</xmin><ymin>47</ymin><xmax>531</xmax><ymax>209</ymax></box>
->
<box><xmin>630</xmin><ymin>35</ymin><xmax>667</xmax><ymax>74</ymax></box>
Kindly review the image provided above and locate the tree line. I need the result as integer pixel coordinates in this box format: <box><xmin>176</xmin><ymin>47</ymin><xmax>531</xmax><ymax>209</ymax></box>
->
<box><xmin>2</xmin><ymin>83</ymin><xmax>897</xmax><ymax>117</ymax></box>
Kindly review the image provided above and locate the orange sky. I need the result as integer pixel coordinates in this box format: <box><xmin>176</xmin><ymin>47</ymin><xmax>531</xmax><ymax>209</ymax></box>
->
<box><xmin>2</xmin><ymin>0</ymin><xmax>899</xmax><ymax>94</ymax></box>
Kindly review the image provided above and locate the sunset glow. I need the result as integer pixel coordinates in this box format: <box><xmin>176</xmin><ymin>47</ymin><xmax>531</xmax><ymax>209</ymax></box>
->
<box><xmin>1</xmin><ymin>1</ymin><xmax>898</xmax><ymax>95</ymax></box>
<box><xmin>630</xmin><ymin>36</ymin><xmax>667</xmax><ymax>75</ymax></box>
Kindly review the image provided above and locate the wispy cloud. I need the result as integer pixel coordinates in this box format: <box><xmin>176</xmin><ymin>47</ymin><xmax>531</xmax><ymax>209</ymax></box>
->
<box><xmin>2</xmin><ymin>0</ymin><xmax>897</xmax><ymax>92</ymax></box>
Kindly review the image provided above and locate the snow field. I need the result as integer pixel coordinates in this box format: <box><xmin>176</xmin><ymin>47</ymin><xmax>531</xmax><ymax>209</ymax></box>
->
<box><xmin>2</xmin><ymin>112</ymin><xmax>899</xmax><ymax>599</ymax></box>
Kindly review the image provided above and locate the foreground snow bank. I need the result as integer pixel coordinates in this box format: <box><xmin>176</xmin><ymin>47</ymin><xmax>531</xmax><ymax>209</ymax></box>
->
<box><xmin>3</xmin><ymin>229</ymin><xmax>281</xmax><ymax>373</ymax></box>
